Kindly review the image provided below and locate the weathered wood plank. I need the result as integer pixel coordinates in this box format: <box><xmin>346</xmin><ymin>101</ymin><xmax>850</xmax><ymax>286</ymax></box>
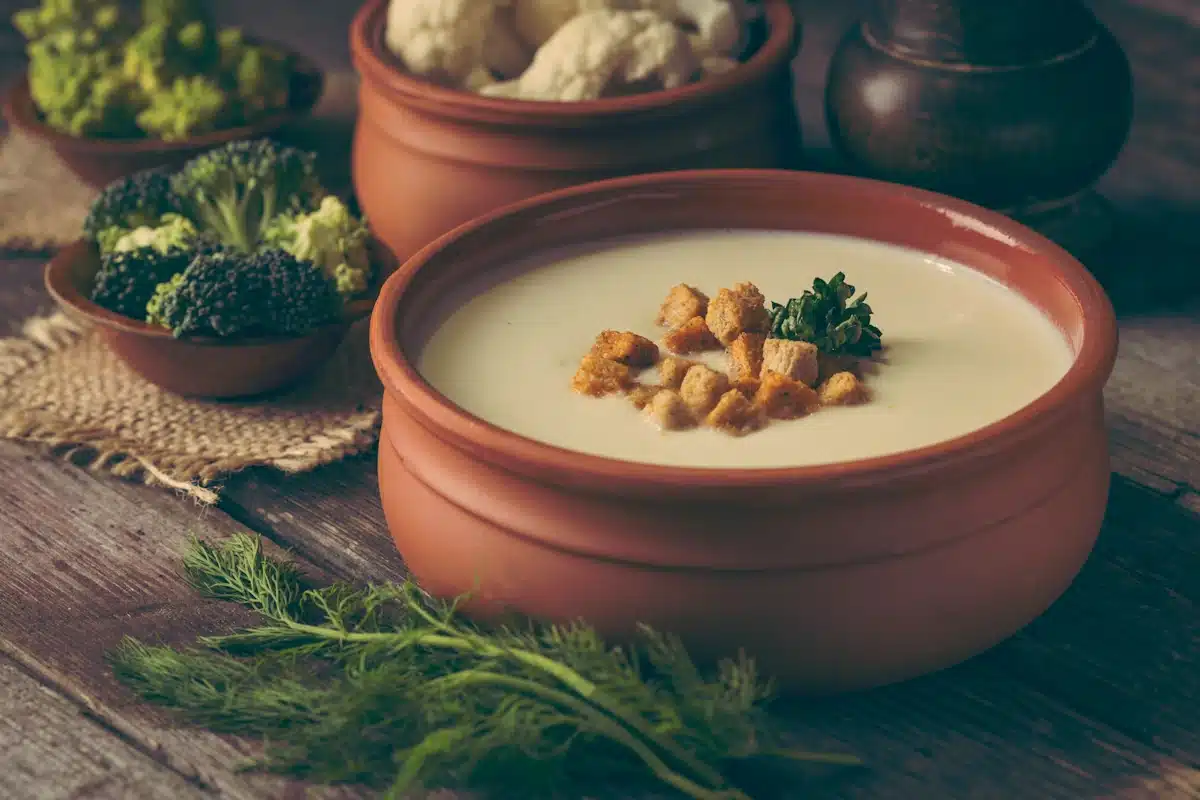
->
<box><xmin>995</xmin><ymin>479</ymin><xmax>1200</xmax><ymax>761</ymax></box>
<box><xmin>218</xmin><ymin>462</ymin><xmax>1200</xmax><ymax>796</ymax></box>
<box><xmin>0</xmin><ymin>653</ymin><xmax>211</xmax><ymax>800</ymax></box>
<box><xmin>0</xmin><ymin>441</ymin><xmax>367</xmax><ymax>800</ymax></box>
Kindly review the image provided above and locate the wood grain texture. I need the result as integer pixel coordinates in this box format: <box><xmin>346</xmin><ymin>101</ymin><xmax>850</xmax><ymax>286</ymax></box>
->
<box><xmin>0</xmin><ymin>441</ymin><xmax>366</xmax><ymax>800</ymax></box>
<box><xmin>0</xmin><ymin>0</ymin><xmax>1195</xmax><ymax>797</ymax></box>
<box><xmin>0</xmin><ymin>653</ymin><xmax>210</xmax><ymax>800</ymax></box>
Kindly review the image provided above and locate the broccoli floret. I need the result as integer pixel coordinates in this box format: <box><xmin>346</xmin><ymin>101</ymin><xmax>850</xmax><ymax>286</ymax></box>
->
<box><xmin>171</xmin><ymin>139</ymin><xmax>326</xmax><ymax>253</ymax></box>
<box><xmin>112</xmin><ymin>213</ymin><xmax>198</xmax><ymax>254</ymax></box>
<box><xmin>261</xmin><ymin>195</ymin><xmax>372</xmax><ymax>299</ymax></box>
<box><xmin>135</xmin><ymin>74</ymin><xmax>228</xmax><ymax>140</ymax></box>
<box><xmin>145</xmin><ymin>247</ymin><xmax>341</xmax><ymax>338</ymax></box>
<box><xmin>83</xmin><ymin>167</ymin><xmax>182</xmax><ymax>249</ymax></box>
<box><xmin>90</xmin><ymin>244</ymin><xmax>192</xmax><ymax>319</ymax></box>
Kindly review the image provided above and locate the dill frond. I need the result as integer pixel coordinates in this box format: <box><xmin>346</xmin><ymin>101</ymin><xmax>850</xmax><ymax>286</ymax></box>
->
<box><xmin>109</xmin><ymin>534</ymin><xmax>861</xmax><ymax>798</ymax></box>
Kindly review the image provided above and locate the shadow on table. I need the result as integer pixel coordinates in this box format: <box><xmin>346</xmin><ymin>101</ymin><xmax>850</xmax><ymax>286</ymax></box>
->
<box><xmin>773</xmin><ymin>475</ymin><xmax>1198</xmax><ymax>798</ymax></box>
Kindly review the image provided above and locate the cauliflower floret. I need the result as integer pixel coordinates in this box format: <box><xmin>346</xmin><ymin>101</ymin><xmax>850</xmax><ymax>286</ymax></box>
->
<box><xmin>385</xmin><ymin>0</ymin><xmax>498</xmax><ymax>90</ymax></box>
<box><xmin>513</xmin><ymin>0</ymin><xmax>744</xmax><ymax>58</ymax></box>
<box><xmin>261</xmin><ymin>196</ymin><xmax>373</xmax><ymax>299</ymax></box>
<box><xmin>479</xmin><ymin>10</ymin><xmax>698</xmax><ymax>102</ymax></box>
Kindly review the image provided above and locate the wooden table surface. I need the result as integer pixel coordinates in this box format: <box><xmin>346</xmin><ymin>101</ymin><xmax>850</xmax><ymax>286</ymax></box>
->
<box><xmin>0</xmin><ymin>1</ymin><xmax>1197</xmax><ymax>798</ymax></box>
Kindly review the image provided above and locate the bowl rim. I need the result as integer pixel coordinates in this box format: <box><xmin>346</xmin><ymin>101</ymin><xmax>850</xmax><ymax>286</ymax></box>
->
<box><xmin>348</xmin><ymin>0</ymin><xmax>798</xmax><ymax>126</ymax></box>
<box><xmin>370</xmin><ymin>169</ymin><xmax>1120</xmax><ymax>491</ymax></box>
<box><xmin>2</xmin><ymin>42</ymin><xmax>325</xmax><ymax>152</ymax></box>
<box><xmin>45</xmin><ymin>239</ymin><xmax>380</xmax><ymax>347</ymax></box>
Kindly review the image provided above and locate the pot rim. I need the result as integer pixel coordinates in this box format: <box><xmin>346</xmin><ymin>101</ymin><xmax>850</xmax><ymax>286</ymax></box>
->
<box><xmin>370</xmin><ymin>169</ymin><xmax>1119</xmax><ymax>493</ymax></box>
<box><xmin>2</xmin><ymin>42</ymin><xmax>324</xmax><ymax>153</ymax></box>
<box><xmin>46</xmin><ymin>239</ymin><xmax>380</xmax><ymax>348</ymax></box>
<box><xmin>348</xmin><ymin>0</ymin><xmax>799</xmax><ymax>127</ymax></box>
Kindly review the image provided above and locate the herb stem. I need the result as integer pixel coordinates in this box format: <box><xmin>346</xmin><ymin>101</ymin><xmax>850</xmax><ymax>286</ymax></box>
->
<box><xmin>427</xmin><ymin>669</ymin><xmax>744</xmax><ymax>800</ymax></box>
<box><xmin>271</xmin><ymin>619</ymin><xmax>730</xmax><ymax>792</ymax></box>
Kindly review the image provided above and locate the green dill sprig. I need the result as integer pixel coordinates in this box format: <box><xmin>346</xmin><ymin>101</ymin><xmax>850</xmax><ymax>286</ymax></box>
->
<box><xmin>767</xmin><ymin>272</ymin><xmax>883</xmax><ymax>357</ymax></box>
<box><xmin>108</xmin><ymin>535</ymin><xmax>860</xmax><ymax>798</ymax></box>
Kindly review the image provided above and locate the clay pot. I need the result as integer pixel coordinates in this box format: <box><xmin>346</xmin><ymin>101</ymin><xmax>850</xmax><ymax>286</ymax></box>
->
<box><xmin>825</xmin><ymin>0</ymin><xmax>1133</xmax><ymax>212</ymax></box>
<box><xmin>2</xmin><ymin>48</ymin><xmax>324</xmax><ymax>189</ymax></box>
<box><xmin>369</xmin><ymin>170</ymin><xmax>1118</xmax><ymax>694</ymax></box>
<box><xmin>348</xmin><ymin>0</ymin><xmax>802</xmax><ymax>264</ymax></box>
<box><xmin>45</xmin><ymin>241</ymin><xmax>384</xmax><ymax>399</ymax></box>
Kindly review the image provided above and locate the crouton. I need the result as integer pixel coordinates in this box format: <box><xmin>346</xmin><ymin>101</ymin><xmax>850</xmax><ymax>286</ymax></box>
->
<box><xmin>626</xmin><ymin>384</ymin><xmax>662</xmax><ymax>410</ymax></box>
<box><xmin>705</xmin><ymin>282</ymin><xmax>769</xmax><ymax>345</ymax></box>
<box><xmin>732</xmin><ymin>376</ymin><xmax>761</xmax><ymax>399</ymax></box>
<box><xmin>591</xmin><ymin>330</ymin><xmax>659</xmax><ymax>367</ymax></box>
<box><xmin>819</xmin><ymin>371</ymin><xmax>870</xmax><ymax>406</ymax></box>
<box><xmin>570</xmin><ymin>355</ymin><xmax>633</xmax><ymax>397</ymax></box>
<box><xmin>659</xmin><ymin>355</ymin><xmax>699</xmax><ymax>389</ymax></box>
<box><xmin>644</xmin><ymin>389</ymin><xmax>695</xmax><ymax>430</ymax></box>
<box><xmin>679</xmin><ymin>364</ymin><xmax>730</xmax><ymax>415</ymax></box>
<box><xmin>656</xmin><ymin>284</ymin><xmax>709</xmax><ymax>328</ymax></box>
<box><xmin>662</xmin><ymin>316</ymin><xmax>720</xmax><ymax>354</ymax></box>
<box><xmin>728</xmin><ymin>332</ymin><xmax>765</xmax><ymax>381</ymax></box>
<box><xmin>762</xmin><ymin>338</ymin><xmax>819</xmax><ymax>387</ymax></box>
<box><xmin>706</xmin><ymin>389</ymin><xmax>764</xmax><ymax>436</ymax></box>
<box><xmin>754</xmin><ymin>369</ymin><xmax>819</xmax><ymax>420</ymax></box>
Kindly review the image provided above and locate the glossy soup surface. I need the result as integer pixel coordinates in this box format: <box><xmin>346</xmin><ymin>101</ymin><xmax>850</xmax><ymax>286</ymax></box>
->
<box><xmin>418</xmin><ymin>230</ymin><xmax>1074</xmax><ymax>468</ymax></box>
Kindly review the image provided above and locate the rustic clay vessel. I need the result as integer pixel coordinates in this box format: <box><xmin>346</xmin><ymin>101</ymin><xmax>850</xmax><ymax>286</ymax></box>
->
<box><xmin>349</xmin><ymin>0</ymin><xmax>802</xmax><ymax>264</ymax></box>
<box><xmin>45</xmin><ymin>240</ymin><xmax>384</xmax><ymax>399</ymax></box>
<box><xmin>369</xmin><ymin>170</ymin><xmax>1118</xmax><ymax>694</ymax></box>
<box><xmin>825</xmin><ymin>0</ymin><xmax>1133</xmax><ymax>213</ymax></box>
<box><xmin>3</xmin><ymin>47</ymin><xmax>324</xmax><ymax>189</ymax></box>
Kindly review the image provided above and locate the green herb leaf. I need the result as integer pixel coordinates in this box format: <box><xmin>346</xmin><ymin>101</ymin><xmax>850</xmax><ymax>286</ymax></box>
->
<box><xmin>107</xmin><ymin>534</ymin><xmax>861</xmax><ymax>798</ymax></box>
<box><xmin>767</xmin><ymin>272</ymin><xmax>883</xmax><ymax>357</ymax></box>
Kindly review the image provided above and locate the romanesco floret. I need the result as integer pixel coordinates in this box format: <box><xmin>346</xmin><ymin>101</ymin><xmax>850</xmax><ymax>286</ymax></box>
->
<box><xmin>13</xmin><ymin>0</ymin><xmax>290</xmax><ymax>139</ymax></box>
<box><xmin>261</xmin><ymin>195</ymin><xmax>372</xmax><ymax>299</ymax></box>
<box><xmin>171</xmin><ymin>139</ymin><xmax>326</xmax><ymax>253</ymax></box>
<box><xmin>90</xmin><ymin>244</ymin><xmax>192</xmax><ymax>319</ymax></box>
<box><xmin>145</xmin><ymin>248</ymin><xmax>341</xmax><ymax>338</ymax></box>
<box><xmin>112</xmin><ymin>212</ymin><xmax>197</xmax><ymax>254</ymax></box>
<box><xmin>83</xmin><ymin>166</ymin><xmax>182</xmax><ymax>251</ymax></box>
<box><xmin>135</xmin><ymin>74</ymin><xmax>228</xmax><ymax>140</ymax></box>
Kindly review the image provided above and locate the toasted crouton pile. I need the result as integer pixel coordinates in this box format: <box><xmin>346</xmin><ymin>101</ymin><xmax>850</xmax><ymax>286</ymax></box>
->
<box><xmin>569</xmin><ymin>281</ymin><xmax>874</xmax><ymax>438</ymax></box>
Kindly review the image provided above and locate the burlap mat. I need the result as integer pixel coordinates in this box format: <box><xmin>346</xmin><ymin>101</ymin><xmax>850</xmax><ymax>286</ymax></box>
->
<box><xmin>0</xmin><ymin>312</ymin><xmax>381</xmax><ymax>503</ymax></box>
<box><xmin>0</xmin><ymin>71</ymin><xmax>359</xmax><ymax>254</ymax></box>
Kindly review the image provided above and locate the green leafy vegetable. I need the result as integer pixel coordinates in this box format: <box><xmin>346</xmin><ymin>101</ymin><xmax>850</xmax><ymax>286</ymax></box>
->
<box><xmin>261</xmin><ymin>195</ymin><xmax>373</xmax><ymax>299</ymax></box>
<box><xmin>767</xmin><ymin>272</ymin><xmax>883</xmax><ymax>357</ymax></box>
<box><xmin>109</xmin><ymin>535</ymin><xmax>859</xmax><ymax>798</ymax></box>
<box><xmin>83</xmin><ymin>166</ymin><xmax>182</xmax><ymax>252</ymax></box>
<box><xmin>145</xmin><ymin>247</ymin><xmax>340</xmax><ymax>338</ymax></box>
<box><xmin>13</xmin><ymin>0</ymin><xmax>292</xmax><ymax>139</ymax></box>
<box><xmin>171</xmin><ymin>138</ymin><xmax>325</xmax><ymax>253</ymax></box>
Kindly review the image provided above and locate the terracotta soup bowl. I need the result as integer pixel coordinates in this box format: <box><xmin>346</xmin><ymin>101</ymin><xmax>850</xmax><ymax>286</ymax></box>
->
<box><xmin>3</xmin><ymin>48</ymin><xmax>324</xmax><ymax>188</ymax></box>
<box><xmin>46</xmin><ymin>241</ymin><xmax>387</xmax><ymax>400</ymax></box>
<box><xmin>369</xmin><ymin>170</ymin><xmax>1118</xmax><ymax>694</ymax></box>
<box><xmin>349</xmin><ymin>0</ymin><xmax>802</xmax><ymax>265</ymax></box>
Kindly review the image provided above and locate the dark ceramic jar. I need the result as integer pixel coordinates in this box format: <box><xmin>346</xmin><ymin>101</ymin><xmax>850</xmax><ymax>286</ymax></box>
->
<box><xmin>349</xmin><ymin>0</ymin><xmax>801</xmax><ymax>263</ymax></box>
<box><xmin>825</xmin><ymin>0</ymin><xmax>1133</xmax><ymax>212</ymax></box>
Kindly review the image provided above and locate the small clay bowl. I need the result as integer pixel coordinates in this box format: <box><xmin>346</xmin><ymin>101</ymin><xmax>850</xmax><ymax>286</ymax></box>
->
<box><xmin>46</xmin><ymin>240</ymin><xmax>388</xmax><ymax>399</ymax></box>
<box><xmin>370</xmin><ymin>170</ymin><xmax>1119</xmax><ymax>695</ymax></box>
<box><xmin>3</xmin><ymin>46</ymin><xmax>324</xmax><ymax>189</ymax></box>
<box><xmin>349</xmin><ymin>0</ymin><xmax>803</xmax><ymax>264</ymax></box>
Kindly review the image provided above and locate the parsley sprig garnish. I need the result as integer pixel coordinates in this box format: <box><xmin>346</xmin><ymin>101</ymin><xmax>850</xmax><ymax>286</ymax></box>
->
<box><xmin>767</xmin><ymin>272</ymin><xmax>883</xmax><ymax>357</ymax></box>
<box><xmin>109</xmin><ymin>534</ymin><xmax>859</xmax><ymax>798</ymax></box>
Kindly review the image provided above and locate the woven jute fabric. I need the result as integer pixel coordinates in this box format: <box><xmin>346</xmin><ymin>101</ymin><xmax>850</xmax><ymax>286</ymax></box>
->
<box><xmin>0</xmin><ymin>71</ymin><xmax>359</xmax><ymax>254</ymax></box>
<box><xmin>0</xmin><ymin>313</ymin><xmax>381</xmax><ymax>504</ymax></box>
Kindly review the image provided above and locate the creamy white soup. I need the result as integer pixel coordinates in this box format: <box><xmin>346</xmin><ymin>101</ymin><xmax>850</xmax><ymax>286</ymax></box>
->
<box><xmin>418</xmin><ymin>230</ymin><xmax>1074</xmax><ymax>468</ymax></box>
